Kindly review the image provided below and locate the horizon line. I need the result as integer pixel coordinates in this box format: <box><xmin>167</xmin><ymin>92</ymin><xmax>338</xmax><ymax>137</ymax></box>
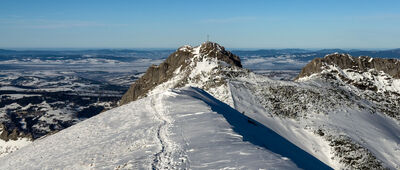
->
<box><xmin>1</xmin><ymin>47</ymin><xmax>398</xmax><ymax>51</ymax></box>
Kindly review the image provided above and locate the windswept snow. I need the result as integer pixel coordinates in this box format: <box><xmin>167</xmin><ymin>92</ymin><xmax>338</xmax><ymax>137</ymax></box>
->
<box><xmin>0</xmin><ymin>87</ymin><xmax>321</xmax><ymax>170</ymax></box>
<box><xmin>0</xmin><ymin>138</ymin><xmax>31</xmax><ymax>158</ymax></box>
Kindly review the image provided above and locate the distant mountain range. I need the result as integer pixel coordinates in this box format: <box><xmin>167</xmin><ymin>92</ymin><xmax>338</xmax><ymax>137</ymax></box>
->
<box><xmin>1</xmin><ymin>47</ymin><xmax>399</xmax><ymax>71</ymax></box>
<box><xmin>1</xmin><ymin>48</ymin><xmax>399</xmax><ymax>58</ymax></box>
<box><xmin>232</xmin><ymin>48</ymin><xmax>400</xmax><ymax>58</ymax></box>
<box><xmin>0</xmin><ymin>48</ymin><xmax>174</xmax><ymax>55</ymax></box>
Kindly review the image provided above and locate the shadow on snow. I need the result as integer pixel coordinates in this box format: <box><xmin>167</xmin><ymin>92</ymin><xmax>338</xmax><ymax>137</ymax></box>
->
<box><xmin>176</xmin><ymin>87</ymin><xmax>332</xmax><ymax>170</ymax></box>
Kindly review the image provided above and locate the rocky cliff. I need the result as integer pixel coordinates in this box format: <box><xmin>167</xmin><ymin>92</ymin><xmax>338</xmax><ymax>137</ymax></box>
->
<box><xmin>119</xmin><ymin>42</ymin><xmax>242</xmax><ymax>105</ymax></box>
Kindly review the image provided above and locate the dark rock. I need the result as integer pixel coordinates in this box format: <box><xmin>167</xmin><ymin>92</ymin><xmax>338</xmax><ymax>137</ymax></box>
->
<box><xmin>199</xmin><ymin>42</ymin><xmax>242</xmax><ymax>67</ymax></box>
<box><xmin>77</xmin><ymin>105</ymin><xmax>105</xmax><ymax>118</ymax></box>
<box><xmin>0</xmin><ymin>123</ymin><xmax>32</xmax><ymax>141</ymax></box>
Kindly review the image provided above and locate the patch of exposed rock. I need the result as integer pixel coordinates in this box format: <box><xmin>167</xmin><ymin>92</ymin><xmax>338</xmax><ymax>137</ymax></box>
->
<box><xmin>119</xmin><ymin>42</ymin><xmax>242</xmax><ymax>105</ymax></box>
<box><xmin>0</xmin><ymin>124</ymin><xmax>32</xmax><ymax>141</ymax></box>
<box><xmin>295</xmin><ymin>53</ymin><xmax>400</xmax><ymax>80</ymax></box>
<box><xmin>199</xmin><ymin>41</ymin><xmax>242</xmax><ymax>67</ymax></box>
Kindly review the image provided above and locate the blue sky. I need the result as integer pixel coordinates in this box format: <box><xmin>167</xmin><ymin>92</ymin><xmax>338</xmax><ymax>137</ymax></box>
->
<box><xmin>0</xmin><ymin>0</ymin><xmax>399</xmax><ymax>49</ymax></box>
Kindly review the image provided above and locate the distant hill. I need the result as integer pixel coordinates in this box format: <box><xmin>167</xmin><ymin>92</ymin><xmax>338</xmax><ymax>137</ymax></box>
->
<box><xmin>0</xmin><ymin>49</ymin><xmax>16</xmax><ymax>53</ymax></box>
<box><xmin>232</xmin><ymin>48</ymin><xmax>311</xmax><ymax>56</ymax></box>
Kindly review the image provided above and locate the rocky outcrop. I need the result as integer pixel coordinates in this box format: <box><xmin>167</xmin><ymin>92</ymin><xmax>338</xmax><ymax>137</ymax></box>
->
<box><xmin>119</xmin><ymin>42</ymin><xmax>242</xmax><ymax>105</ymax></box>
<box><xmin>295</xmin><ymin>53</ymin><xmax>400</xmax><ymax>80</ymax></box>
<box><xmin>199</xmin><ymin>42</ymin><xmax>242</xmax><ymax>67</ymax></box>
<box><xmin>0</xmin><ymin>123</ymin><xmax>32</xmax><ymax>141</ymax></box>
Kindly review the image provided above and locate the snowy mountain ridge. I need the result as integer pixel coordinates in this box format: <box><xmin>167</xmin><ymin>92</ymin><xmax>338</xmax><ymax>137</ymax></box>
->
<box><xmin>1</xmin><ymin>42</ymin><xmax>399</xmax><ymax>169</ymax></box>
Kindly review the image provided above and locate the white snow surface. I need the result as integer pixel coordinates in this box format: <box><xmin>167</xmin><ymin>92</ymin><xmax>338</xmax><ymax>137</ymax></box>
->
<box><xmin>0</xmin><ymin>138</ymin><xmax>31</xmax><ymax>158</ymax></box>
<box><xmin>0</xmin><ymin>87</ymin><xmax>302</xmax><ymax>170</ymax></box>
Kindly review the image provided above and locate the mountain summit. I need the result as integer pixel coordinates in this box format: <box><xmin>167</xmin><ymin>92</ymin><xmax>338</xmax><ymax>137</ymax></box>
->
<box><xmin>196</xmin><ymin>41</ymin><xmax>242</xmax><ymax>67</ymax></box>
<box><xmin>119</xmin><ymin>42</ymin><xmax>243</xmax><ymax>105</ymax></box>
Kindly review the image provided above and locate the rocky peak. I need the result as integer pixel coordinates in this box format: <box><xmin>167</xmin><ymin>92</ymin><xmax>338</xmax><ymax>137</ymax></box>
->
<box><xmin>199</xmin><ymin>41</ymin><xmax>242</xmax><ymax>67</ymax></box>
<box><xmin>119</xmin><ymin>42</ymin><xmax>242</xmax><ymax>105</ymax></box>
<box><xmin>175</xmin><ymin>42</ymin><xmax>242</xmax><ymax>67</ymax></box>
<box><xmin>295</xmin><ymin>53</ymin><xmax>400</xmax><ymax>80</ymax></box>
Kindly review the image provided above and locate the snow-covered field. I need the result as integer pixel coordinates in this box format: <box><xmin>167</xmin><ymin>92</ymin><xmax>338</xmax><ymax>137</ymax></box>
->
<box><xmin>0</xmin><ymin>87</ymin><xmax>331</xmax><ymax>169</ymax></box>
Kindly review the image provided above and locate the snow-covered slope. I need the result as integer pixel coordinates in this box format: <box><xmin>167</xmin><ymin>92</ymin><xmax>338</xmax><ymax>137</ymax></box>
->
<box><xmin>0</xmin><ymin>87</ymin><xmax>333</xmax><ymax>169</ymax></box>
<box><xmin>229</xmin><ymin>73</ymin><xmax>400</xmax><ymax>169</ymax></box>
<box><xmin>117</xmin><ymin>43</ymin><xmax>400</xmax><ymax>169</ymax></box>
<box><xmin>0</xmin><ymin>138</ymin><xmax>31</xmax><ymax>157</ymax></box>
<box><xmin>222</xmin><ymin>54</ymin><xmax>400</xmax><ymax>169</ymax></box>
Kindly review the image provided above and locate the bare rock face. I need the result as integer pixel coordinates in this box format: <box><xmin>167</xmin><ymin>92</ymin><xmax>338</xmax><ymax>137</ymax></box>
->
<box><xmin>0</xmin><ymin>123</ymin><xmax>32</xmax><ymax>141</ymax></box>
<box><xmin>199</xmin><ymin>42</ymin><xmax>242</xmax><ymax>67</ymax></box>
<box><xmin>119</xmin><ymin>42</ymin><xmax>242</xmax><ymax>105</ymax></box>
<box><xmin>295</xmin><ymin>53</ymin><xmax>400</xmax><ymax>80</ymax></box>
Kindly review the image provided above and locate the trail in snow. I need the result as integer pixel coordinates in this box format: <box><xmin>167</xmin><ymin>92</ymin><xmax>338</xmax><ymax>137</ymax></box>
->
<box><xmin>150</xmin><ymin>94</ymin><xmax>175</xmax><ymax>169</ymax></box>
<box><xmin>150</xmin><ymin>96</ymin><xmax>167</xmax><ymax>170</ymax></box>
<box><xmin>150</xmin><ymin>92</ymin><xmax>188</xmax><ymax>170</ymax></box>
